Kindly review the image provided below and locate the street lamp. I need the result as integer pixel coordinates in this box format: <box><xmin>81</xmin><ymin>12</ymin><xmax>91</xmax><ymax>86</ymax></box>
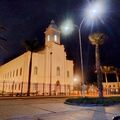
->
<box><xmin>84</xmin><ymin>0</ymin><xmax>105</xmax><ymax>21</ymax></box>
<box><xmin>49</xmin><ymin>52</ymin><xmax>52</xmax><ymax>96</ymax></box>
<box><xmin>60</xmin><ymin>0</ymin><xmax>106</xmax><ymax>94</ymax></box>
<box><xmin>60</xmin><ymin>18</ymin><xmax>85</xmax><ymax>86</ymax></box>
<box><xmin>74</xmin><ymin>78</ymin><xmax>78</xmax><ymax>82</ymax></box>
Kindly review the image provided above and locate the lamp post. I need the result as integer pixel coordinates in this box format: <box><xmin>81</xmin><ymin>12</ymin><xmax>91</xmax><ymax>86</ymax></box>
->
<box><xmin>78</xmin><ymin>18</ymin><xmax>85</xmax><ymax>86</ymax></box>
<box><xmin>49</xmin><ymin>52</ymin><xmax>52</xmax><ymax>96</ymax></box>
<box><xmin>61</xmin><ymin>19</ymin><xmax>85</xmax><ymax>85</ymax></box>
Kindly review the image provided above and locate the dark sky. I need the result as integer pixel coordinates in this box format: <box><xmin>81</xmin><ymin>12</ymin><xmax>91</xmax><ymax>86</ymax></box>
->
<box><xmin>0</xmin><ymin>0</ymin><xmax>120</xmax><ymax>82</ymax></box>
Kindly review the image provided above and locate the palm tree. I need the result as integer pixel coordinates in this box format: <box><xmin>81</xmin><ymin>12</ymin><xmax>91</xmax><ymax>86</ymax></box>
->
<box><xmin>89</xmin><ymin>32</ymin><xmax>106</xmax><ymax>98</ymax></box>
<box><xmin>22</xmin><ymin>39</ymin><xmax>41</xmax><ymax>96</ymax></box>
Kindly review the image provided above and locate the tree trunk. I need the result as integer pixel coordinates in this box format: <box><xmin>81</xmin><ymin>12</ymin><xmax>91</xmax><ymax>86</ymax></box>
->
<box><xmin>115</xmin><ymin>72</ymin><xmax>119</xmax><ymax>91</ymax></box>
<box><xmin>105</xmin><ymin>72</ymin><xmax>108</xmax><ymax>95</ymax></box>
<box><xmin>27</xmin><ymin>51</ymin><xmax>32</xmax><ymax>96</ymax></box>
<box><xmin>116</xmin><ymin>72</ymin><xmax>119</xmax><ymax>83</ymax></box>
<box><xmin>95</xmin><ymin>44</ymin><xmax>103</xmax><ymax>98</ymax></box>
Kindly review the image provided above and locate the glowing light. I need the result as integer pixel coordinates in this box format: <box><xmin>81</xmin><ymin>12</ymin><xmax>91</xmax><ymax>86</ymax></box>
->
<box><xmin>74</xmin><ymin>78</ymin><xmax>77</xmax><ymax>82</ymax></box>
<box><xmin>54</xmin><ymin>35</ymin><xmax>57</xmax><ymax>42</ymax></box>
<box><xmin>85</xmin><ymin>1</ymin><xmax>105</xmax><ymax>20</ymax></box>
<box><xmin>60</xmin><ymin>19</ymin><xmax>74</xmax><ymax>35</ymax></box>
<box><xmin>47</xmin><ymin>35</ymin><xmax>50</xmax><ymax>41</ymax></box>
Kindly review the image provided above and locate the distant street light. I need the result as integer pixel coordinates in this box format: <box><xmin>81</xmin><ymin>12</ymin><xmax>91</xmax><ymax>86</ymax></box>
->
<box><xmin>60</xmin><ymin>1</ymin><xmax>106</xmax><ymax>95</ymax></box>
<box><xmin>74</xmin><ymin>78</ymin><xmax>78</xmax><ymax>82</ymax></box>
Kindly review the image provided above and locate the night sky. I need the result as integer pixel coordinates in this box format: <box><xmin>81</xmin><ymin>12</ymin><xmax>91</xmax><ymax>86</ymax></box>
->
<box><xmin>0</xmin><ymin>0</ymin><xmax>120</xmax><ymax>82</ymax></box>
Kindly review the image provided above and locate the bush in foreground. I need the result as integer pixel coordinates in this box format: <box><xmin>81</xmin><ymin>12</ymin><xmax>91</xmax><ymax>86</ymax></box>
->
<box><xmin>65</xmin><ymin>97</ymin><xmax>120</xmax><ymax>106</ymax></box>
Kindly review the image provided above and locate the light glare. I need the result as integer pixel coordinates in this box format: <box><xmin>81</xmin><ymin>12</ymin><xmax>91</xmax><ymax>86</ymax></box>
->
<box><xmin>60</xmin><ymin>19</ymin><xmax>74</xmax><ymax>36</ymax></box>
<box><xmin>85</xmin><ymin>1</ymin><xmax>105</xmax><ymax>20</ymax></box>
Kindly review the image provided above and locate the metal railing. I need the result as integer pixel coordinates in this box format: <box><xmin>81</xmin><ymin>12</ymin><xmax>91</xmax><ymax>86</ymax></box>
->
<box><xmin>0</xmin><ymin>81</ymin><xmax>73</xmax><ymax>96</ymax></box>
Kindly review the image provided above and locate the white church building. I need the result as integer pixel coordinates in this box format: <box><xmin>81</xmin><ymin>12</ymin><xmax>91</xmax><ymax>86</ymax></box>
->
<box><xmin>0</xmin><ymin>20</ymin><xmax>74</xmax><ymax>96</ymax></box>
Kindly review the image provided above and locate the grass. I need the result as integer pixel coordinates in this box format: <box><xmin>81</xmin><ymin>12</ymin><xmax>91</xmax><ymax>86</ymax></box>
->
<box><xmin>65</xmin><ymin>96</ymin><xmax>120</xmax><ymax>106</ymax></box>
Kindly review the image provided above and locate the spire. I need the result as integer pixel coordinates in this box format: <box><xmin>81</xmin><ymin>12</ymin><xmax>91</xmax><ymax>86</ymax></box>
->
<box><xmin>51</xmin><ymin>20</ymin><xmax>55</xmax><ymax>24</ymax></box>
<box><xmin>48</xmin><ymin>20</ymin><xmax>58</xmax><ymax>29</ymax></box>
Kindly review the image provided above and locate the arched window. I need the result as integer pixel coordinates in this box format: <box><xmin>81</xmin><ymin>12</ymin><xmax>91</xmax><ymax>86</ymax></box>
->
<box><xmin>54</xmin><ymin>35</ymin><xmax>57</xmax><ymax>42</ymax></box>
<box><xmin>67</xmin><ymin>71</ymin><xmax>69</xmax><ymax>78</ymax></box>
<box><xmin>13</xmin><ymin>70</ymin><xmax>15</xmax><ymax>77</ymax></box>
<box><xmin>20</xmin><ymin>68</ymin><xmax>22</xmax><ymax>76</ymax></box>
<box><xmin>10</xmin><ymin>72</ymin><xmax>12</xmax><ymax>78</ymax></box>
<box><xmin>16</xmin><ymin>69</ymin><xmax>18</xmax><ymax>76</ymax></box>
<box><xmin>34</xmin><ymin>66</ymin><xmax>38</xmax><ymax>75</ymax></box>
<box><xmin>56</xmin><ymin>67</ymin><xmax>60</xmax><ymax>76</ymax></box>
<box><xmin>8</xmin><ymin>72</ymin><xmax>9</xmax><ymax>78</ymax></box>
<box><xmin>47</xmin><ymin>35</ymin><xmax>50</xmax><ymax>41</ymax></box>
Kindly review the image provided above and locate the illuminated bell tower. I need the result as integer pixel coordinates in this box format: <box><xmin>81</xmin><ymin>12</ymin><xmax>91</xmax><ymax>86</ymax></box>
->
<box><xmin>45</xmin><ymin>20</ymin><xmax>61</xmax><ymax>46</ymax></box>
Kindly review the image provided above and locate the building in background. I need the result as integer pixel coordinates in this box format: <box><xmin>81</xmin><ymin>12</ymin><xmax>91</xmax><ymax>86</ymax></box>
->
<box><xmin>101</xmin><ymin>66</ymin><xmax>120</xmax><ymax>94</ymax></box>
<box><xmin>0</xmin><ymin>20</ymin><xmax>74</xmax><ymax>96</ymax></box>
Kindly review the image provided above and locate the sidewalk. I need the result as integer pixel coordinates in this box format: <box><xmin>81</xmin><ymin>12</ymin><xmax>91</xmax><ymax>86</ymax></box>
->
<box><xmin>0</xmin><ymin>95</ymin><xmax>78</xmax><ymax>100</ymax></box>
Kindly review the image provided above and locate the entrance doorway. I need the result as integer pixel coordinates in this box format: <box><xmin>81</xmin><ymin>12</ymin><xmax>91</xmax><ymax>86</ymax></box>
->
<box><xmin>55</xmin><ymin>80</ymin><xmax>61</xmax><ymax>95</ymax></box>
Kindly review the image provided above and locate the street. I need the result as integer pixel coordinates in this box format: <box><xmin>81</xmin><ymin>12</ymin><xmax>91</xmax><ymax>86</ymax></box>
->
<box><xmin>0</xmin><ymin>98</ymin><xmax>119</xmax><ymax>120</ymax></box>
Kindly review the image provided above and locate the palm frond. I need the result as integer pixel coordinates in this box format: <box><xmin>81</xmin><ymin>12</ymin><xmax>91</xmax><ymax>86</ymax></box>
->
<box><xmin>89</xmin><ymin>32</ymin><xmax>105</xmax><ymax>45</ymax></box>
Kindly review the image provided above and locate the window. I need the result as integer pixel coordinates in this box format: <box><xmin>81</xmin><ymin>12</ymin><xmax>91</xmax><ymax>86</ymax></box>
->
<box><xmin>8</xmin><ymin>72</ymin><xmax>9</xmax><ymax>78</ymax></box>
<box><xmin>47</xmin><ymin>35</ymin><xmax>50</xmax><ymax>41</ymax></box>
<box><xmin>113</xmin><ymin>85</ymin><xmax>115</xmax><ymax>87</ymax></box>
<box><xmin>16</xmin><ymin>69</ymin><xmax>18</xmax><ymax>76</ymax></box>
<box><xmin>13</xmin><ymin>70</ymin><xmax>15</xmax><ymax>77</ymax></box>
<box><xmin>56</xmin><ymin>67</ymin><xmax>60</xmax><ymax>76</ymax></box>
<box><xmin>18</xmin><ymin>83</ymin><xmax>21</xmax><ymax>90</ymax></box>
<box><xmin>10</xmin><ymin>72</ymin><xmax>12</xmax><ymax>78</ymax></box>
<box><xmin>34</xmin><ymin>66</ymin><xmax>38</xmax><ymax>75</ymax></box>
<box><xmin>20</xmin><ymin>68</ymin><xmax>22</xmax><ymax>76</ymax></box>
<box><xmin>67</xmin><ymin>71</ymin><xmax>69</xmax><ymax>78</ymax></box>
<box><xmin>54</xmin><ymin>35</ymin><xmax>57</xmax><ymax>42</ymax></box>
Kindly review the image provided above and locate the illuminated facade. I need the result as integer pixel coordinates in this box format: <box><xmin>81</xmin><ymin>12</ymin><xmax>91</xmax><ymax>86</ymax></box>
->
<box><xmin>102</xmin><ymin>66</ymin><xmax>120</xmax><ymax>94</ymax></box>
<box><xmin>0</xmin><ymin>20</ymin><xmax>74</xmax><ymax>95</ymax></box>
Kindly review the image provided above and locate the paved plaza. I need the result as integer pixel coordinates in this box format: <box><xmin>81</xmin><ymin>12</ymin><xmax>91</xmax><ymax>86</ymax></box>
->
<box><xmin>0</xmin><ymin>98</ymin><xmax>119</xmax><ymax>120</ymax></box>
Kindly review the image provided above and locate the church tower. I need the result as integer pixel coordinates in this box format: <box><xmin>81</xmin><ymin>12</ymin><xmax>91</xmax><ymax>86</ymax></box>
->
<box><xmin>44</xmin><ymin>20</ymin><xmax>61</xmax><ymax>46</ymax></box>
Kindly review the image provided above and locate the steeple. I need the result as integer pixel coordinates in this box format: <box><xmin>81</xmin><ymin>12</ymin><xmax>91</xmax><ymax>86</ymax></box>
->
<box><xmin>44</xmin><ymin>20</ymin><xmax>61</xmax><ymax>46</ymax></box>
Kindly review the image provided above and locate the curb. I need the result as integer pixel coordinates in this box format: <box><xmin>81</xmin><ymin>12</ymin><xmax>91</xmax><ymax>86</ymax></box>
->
<box><xmin>64</xmin><ymin>101</ymin><xmax>104</xmax><ymax>107</ymax></box>
<box><xmin>0</xmin><ymin>96</ymin><xmax>78</xmax><ymax>100</ymax></box>
<box><xmin>64</xmin><ymin>101</ymin><xmax>120</xmax><ymax>107</ymax></box>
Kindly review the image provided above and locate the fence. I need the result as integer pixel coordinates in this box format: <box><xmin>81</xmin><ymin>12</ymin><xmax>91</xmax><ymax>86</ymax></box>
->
<box><xmin>73</xmin><ymin>85</ymin><xmax>120</xmax><ymax>96</ymax></box>
<box><xmin>0</xmin><ymin>81</ymin><xmax>119</xmax><ymax>97</ymax></box>
<box><xmin>0</xmin><ymin>81</ymin><xmax>73</xmax><ymax>96</ymax></box>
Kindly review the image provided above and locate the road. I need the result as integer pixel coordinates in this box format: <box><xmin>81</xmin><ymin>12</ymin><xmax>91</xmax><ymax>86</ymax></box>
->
<box><xmin>0</xmin><ymin>98</ymin><xmax>119</xmax><ymax>120</ymax></box>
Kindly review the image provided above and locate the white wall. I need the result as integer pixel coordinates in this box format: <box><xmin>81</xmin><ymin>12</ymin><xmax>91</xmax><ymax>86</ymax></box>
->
<box><xmin>0</xmin><ymin>51</ymin><xmax>31</xmax><ymax>93</ymax></box>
